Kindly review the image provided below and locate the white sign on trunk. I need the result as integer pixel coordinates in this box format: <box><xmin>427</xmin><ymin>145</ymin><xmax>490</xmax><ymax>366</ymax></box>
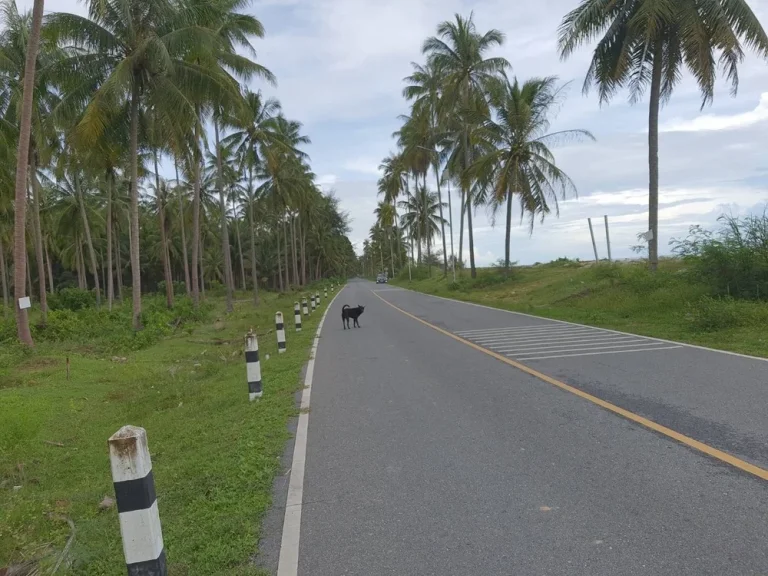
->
<box><xmin>18</xmin><ymin>297</ymin><xmax>31</xmax><ymax>310</ymax></box>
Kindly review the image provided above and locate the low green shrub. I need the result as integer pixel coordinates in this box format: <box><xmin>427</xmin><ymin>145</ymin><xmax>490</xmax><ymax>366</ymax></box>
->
<box><xmin>686</xmin><ymin>297</ymin><xmax>744</xmax><ymax>332</ymax></box>
<box><xmin>47</xmin><ymin>287</ymin><xmax>95</xmax><ymax>311</ymax></box>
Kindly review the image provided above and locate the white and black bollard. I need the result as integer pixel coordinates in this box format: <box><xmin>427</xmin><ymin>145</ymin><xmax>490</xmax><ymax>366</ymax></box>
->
<box><xmin>294</xmin><ymin>302</ymin><xmax>302</xmax><ymax>332</ymax></box>
<box><xmin>311</xmin><ymin>295</ymin><xmax>316</xmax><ymax>312</ymax></box>
<box><xmin>108</xmin><ymin>426</ymin><xmax>167</xmax><ymax>576</ymax></box>
<box><xmin>316</xmin><ymin>291</ymin><xmax>321</xmax><ymax>305</ymax></box>
<box><xmin>302</xmin><ymin>298</ymin><xmax>309</xmax><ymax>316</ymax></box>
<box><xmin>245</xmin><ymin>329</ymin><xmax>262</xmax><ymax>400</ymax></box>
<box><xmin>276</xmin><ymin>312</ymin><xmax>286</xmax><ymax>353</ymax></box>
<box><xmin>324</xmin><ymin>288</ymin><xmax>328</xmax><ymax>298</ymax></box>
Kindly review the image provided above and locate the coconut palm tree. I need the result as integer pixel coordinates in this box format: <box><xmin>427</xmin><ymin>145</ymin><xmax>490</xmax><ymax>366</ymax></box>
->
<box><xmin>422</xmin><ymin>12</ymin><xmax>509</xmax><ymax>278</ymax></box>
<box><xmin>374</xmin><ymin>200</ymin><xmax>396</xmax><ymax>278</ymax></box>
<box><xmin>403</xmin><ymin>59</ymin><xmax>450</xmax><ymax>275</ymax></box>
<box><xmin>399</xmin><ymin>185</ymin><xmax>447</xmax><ymax>276</ymax></box>
<box><xmin>10</xmin><ymin>0</ymin><xmax>43</xmax><ymax>345</ymax></box>
<box><xmin>44</xmin><ymin>166</ymin><xmax>103</xmax><ymax>307</ymax></box>
<box><xmin>46</xmin><ymin>0</ymin><xmax>243</xmax><ymax>327</ymax></box>
<box><xmin>558</xmin><ymin>0</ymin><xmax>768</xmax><ymax>270</ymax></box>
<box><xmin>471</xmin><ymin>75</ymin><xmax>594</xmax><ymax>274</ymax></box>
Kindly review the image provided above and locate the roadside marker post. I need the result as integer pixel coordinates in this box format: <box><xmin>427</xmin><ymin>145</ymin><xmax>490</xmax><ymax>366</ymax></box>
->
<box><xmin>294</xmin><ymin>302</ymin><xmax>302</xmax><ymax>332</ymax></box>
<box><xmin>108</xmin><ymin>426</ymin><xmax>167</xmax><ymax>576</ymax></box>
<box><xmin>316</xmin><ymin>291</ymin><xmax>321</xmax><ymax>305</ymax></box>
<box><xmin>245</xmin><ymin>329</ymin><xmax>263</xmax><ymax>400</ymax></box>
<box><xmin>324</xmin><ymin>288</ymin><xmax>328</xmax><ymax>298</ymax></box>
<box><xmin>276</xmin><ymin>312</ymin><xmax>286</xmax><ymax>353</ymax></box>
<box><xmin>302</xmin><ymin>298</ymin><xmax>309</xmax><ymax>316</ymax></box>
<box><xmin>311</xmin><ymin>295</ymin><xmax>316</xmax><ymax>312</ymax></box>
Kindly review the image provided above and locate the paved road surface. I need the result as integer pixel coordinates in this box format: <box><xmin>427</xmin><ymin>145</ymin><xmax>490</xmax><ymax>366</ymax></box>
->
<box><xmin>290</xmin><ymin>279</ymin><xmax>768</xmax><ymax>575</ymax></box>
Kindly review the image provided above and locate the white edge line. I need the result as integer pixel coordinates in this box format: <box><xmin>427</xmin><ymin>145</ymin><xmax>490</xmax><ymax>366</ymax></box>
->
<box><xmin>276</xmin><ymin>286</ymin><xmax>343</xmax><ymax>576</ymax></box>
<box><xmin>393</xmin><ymin>286</ymin><xmax>768</xmax><ymax>363</ymax></box>
<box><xmin>518</xmin><ymin>346</ymin><xmax>683</xmax><ymax>361</ymax></box>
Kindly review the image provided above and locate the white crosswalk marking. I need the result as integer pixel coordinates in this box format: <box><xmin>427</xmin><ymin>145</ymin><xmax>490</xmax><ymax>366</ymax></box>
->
<box><xmin>457</xmin><ymin>324</ymin><xmax>682</xmax><ymax>360</ymax></box>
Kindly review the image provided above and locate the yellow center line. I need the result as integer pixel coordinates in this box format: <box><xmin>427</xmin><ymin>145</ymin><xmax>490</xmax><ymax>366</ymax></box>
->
<box><xmin>372</xmin><ymin>290</ymin><xmax>768</xmax><ymax>482</ymax></box>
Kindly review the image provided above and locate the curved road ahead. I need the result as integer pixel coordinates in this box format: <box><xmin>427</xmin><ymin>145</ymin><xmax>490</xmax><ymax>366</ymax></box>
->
<box><xmin>279</xmin><ymin>279</ymin><xmax>768</xmax><ymax>575</ymax></box>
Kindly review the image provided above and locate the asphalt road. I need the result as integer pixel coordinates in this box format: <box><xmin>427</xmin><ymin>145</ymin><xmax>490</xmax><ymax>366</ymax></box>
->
<box><xmin>293</xmin><ymin>279</ymin><xmax>768</xmax><ymax>575</ymax></box>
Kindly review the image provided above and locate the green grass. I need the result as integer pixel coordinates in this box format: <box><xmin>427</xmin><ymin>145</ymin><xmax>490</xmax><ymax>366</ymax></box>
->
<box><xmin>393</xmin><ymin>260</ymin><xmax>768</xmax><ymax>358</ymax></box>
<box><xmin>0</xmin><ymin>287</ymin><xmax>338</xmax><ymax>575</ymax></box>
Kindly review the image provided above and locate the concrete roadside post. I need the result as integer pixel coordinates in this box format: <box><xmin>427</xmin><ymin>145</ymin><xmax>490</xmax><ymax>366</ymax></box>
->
<box><xmin>245</xmin><ymin>329</ymin><xmax>263</xmax><ymax>400</ymax></box>
<box><xmin>302</xmin><ymin>298</ymin><xmax>309</xmax><ymax>316</ymax></box>
<box><xmin>276</xmin><ymin>312</ymin><xmax>286</xmax><ymax>353</ymax></box>
<box><xmin>316</xmin><ymin>291</ymin><xmax>321</xmax><ymax>305</ymax></box>
<box><xmin>294</xmin><ymin>302</ymin><xmax>302</xmax><ymax>332</ymax></box>
<box><xmin>324</xmin><ymin>288</ymin><xmax>328</xmax><ymax>299</ymax></box>
<box><xmin>108</xmin><ymin>425</ymin><xmax>167</xmax><ymax>576</ymax></box>
<box><xmin>311</xmin><ymin>295</ymin><xmax>316</xmax><ymax>312</ymax></box>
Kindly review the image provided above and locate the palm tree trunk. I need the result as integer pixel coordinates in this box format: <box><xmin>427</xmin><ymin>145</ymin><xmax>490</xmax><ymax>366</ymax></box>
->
<box><xmin>276</xmin><ymin>225</ymin><xmax>284</xmax><ymax>292</ymax></box>
<box><xmin>434</xmin><ymin>162</ymin><xmax>448</xmax><ymax>276</ymax></box>
<box><xmin>466</xmin><ymin>192</ymin><xmax>477</xmax><ymax>279</ymax></box>
<box><xmin>78</xmin><ymin>186</ymin><xmax>101</xmax><ymax>307</ymax></box>
<box><xmin>199</xmin><ymin>232</ymin><xmax>205</xmax><ymax>298</ymax></box>
<box><xmin>154</xmin><ymin>152</ymin><xmax>173</xmax><ymax>309</ymax></box>
<box><xmin>12</xmin><ymin>0</ymin><xmax>43</xmax><ymax>346</ymax></box>
<box><xmin>464</xmin><ymin>130</ymin><xmax>476</xmax><ymax>278</ymax></box>
<box><xmin>45</xmin><ymin>239</ymin><xmax>53</xmax><ymax>294</ymax></box>
<box><xmin>27</xmin><ymin>251</ymin><xmax>32</xmax><ymax>298</ymax></box>
<box><xmin>291</xmin><ymin>214</ymin><xmax>299</xmax><ymax>287</ymax></box>
<box><xmin>214</xmin><ymin>120</ymin><xmax>234</xmax><ymax>313</ymax></box>
<box><xmin>0</xmin><ymin>235</ymin><xmax>8</xmax><ymax>313</ymax></box>
<box><xmin>77</xmin><ymin>239</ymin><xmax>85</xmax><ymax>289</ymax></box>
<box><xmin>106</xmin><ymin>170</ymin><xmax>114</xmax><ymax>310</ymax></box>
<box><xmin>648</xmin><ymin>43</ymin><xmax>662</xmax><ymax>272</ymax></box>
<box><xmin>191</xmin><ymin>120</ymin><xmax>202</xmax><ymax>307</ymax></box>
<box><xmin>115</xmin><ymin>222</ymin><xmax>123</xmax><ymax>301</ymax></box>
<box><xmin>175</xmin><ymin>158</ymin><xmax>191</xmax><ymax>296</ymax></box>
<box><xmin>427</xmin><ymin>233</ymin><xmax>432</xmax><ymax>277</ymax></box>
<box><xmin>248</xmin><ymin>191</ymin><xmax>259</xmax><ymax>305</ymax></box>
<box><xmin>458</xmin><ymin>188</ymin><xmax>465</xmax><ymax>272</ymax></box>
<box><xmin>100</xmin><ymin>249</ymin><xmax>106</xmax><ymax>298</ymax></box>
<box><xmin>128</xmin><ymin>82</ymin><xmax>142</xmax><ymax>328</ymax></box>
<box><xmin>29</xmin><ymin>146</ymin><xmax>47</xmax><ymax>323</ymax></box>
<box><xmin>504</xmin><ymin>188</ymin><xmax>513</xmax><ymax>277</ymax></box>
<box><xmin>300</xmin><ymin>222</ymin><xmax>307</xmax><ymax>285</ymax></box>
<box><xmin>232</xmin><ymin>197</ymin><xmax>246</xmax><ymax>291</ymax></box>
<box><xmin>154</xmin><ymin>153</ymin><xmax>173</xmax><ymax>308</ymax></box>
<box><xmin>389</xmin><ymin>228</ymin><xmax>395</xmax><ymax>278</ymax></box>
<box><xmin>283</xmin><ymin>217</ymin><xmax>290</xmax><ymax>288</ymax></box>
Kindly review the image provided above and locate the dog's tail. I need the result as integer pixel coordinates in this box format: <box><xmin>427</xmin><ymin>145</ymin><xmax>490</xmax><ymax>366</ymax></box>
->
<box><xmin>342</xmin><ymin>304</ymin><xmax>350</xmax><ymax>310</ymax></box>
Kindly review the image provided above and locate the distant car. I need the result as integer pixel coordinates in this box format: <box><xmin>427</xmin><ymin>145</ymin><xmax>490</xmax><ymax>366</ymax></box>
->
<box><xmin>376</xmin><ymin>273</ymin><xmax>388</xmax><ymax>284</ymax></box>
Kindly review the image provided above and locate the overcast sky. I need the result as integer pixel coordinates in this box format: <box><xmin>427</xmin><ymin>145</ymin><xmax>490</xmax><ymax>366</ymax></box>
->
<box><xmin>24</xmin><ymin>0</ymin><xmax>768</xmax><ymax>264</ymax></box>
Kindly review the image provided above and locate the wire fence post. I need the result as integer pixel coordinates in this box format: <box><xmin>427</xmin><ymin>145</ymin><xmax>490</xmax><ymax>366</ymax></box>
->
<box><xmin>588</xmin><ymin>217</ymin><xmax>599</xmax><ymax>263</ymax></box>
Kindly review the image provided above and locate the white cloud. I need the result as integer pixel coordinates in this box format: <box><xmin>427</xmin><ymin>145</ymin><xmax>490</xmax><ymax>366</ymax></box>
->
<box><xmin>316</xmin><ymin>174</ymin><xmax>338</xmax><ymax>187</ymax></box>
<box><xmin>343</xmin><ymin>157</ymin><xmax>382</xmax><ymax>176</ymax></box>
<box><xmin>661</xmin><ymin>92</ymin><xmax>768</xmax><ymax>132</ymax></box>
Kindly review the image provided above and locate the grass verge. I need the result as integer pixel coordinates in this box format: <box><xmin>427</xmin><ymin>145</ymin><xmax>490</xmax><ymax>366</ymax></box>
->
<box><xmin>392</xmin><ymin>261</ymin><xmax>768</xmax><ymax>358</ymax></box>
<box><xmin>1</xmin><ymin>288</ymin><xmax>336</xmax><ymax>575</ymax></box>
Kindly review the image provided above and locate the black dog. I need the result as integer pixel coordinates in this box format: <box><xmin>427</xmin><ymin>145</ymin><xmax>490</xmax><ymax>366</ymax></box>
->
<box><xmin>341</xmin><ymin>304</ymin><xmax>365</xmax><ymax>329</ymax></box>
